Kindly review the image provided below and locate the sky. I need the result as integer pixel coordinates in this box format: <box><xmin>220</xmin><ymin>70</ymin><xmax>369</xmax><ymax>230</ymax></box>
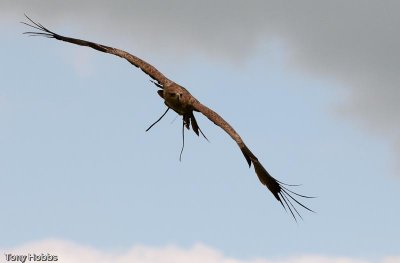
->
<box><xmin>1</xmin><ymin>1</ymin><xmax>400</xmax><ymax>263</ymax></box>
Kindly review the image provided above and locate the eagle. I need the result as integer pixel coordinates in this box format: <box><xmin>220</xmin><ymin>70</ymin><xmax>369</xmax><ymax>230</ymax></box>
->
<box><xmin>23</xmin><ymin>15</ymin><xmax>314</xmax><ymax>221</ymax></box>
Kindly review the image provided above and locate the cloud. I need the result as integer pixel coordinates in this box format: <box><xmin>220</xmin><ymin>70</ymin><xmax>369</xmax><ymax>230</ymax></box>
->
<box><xmin>3</xmin><ymin>239</ymin><xmax>399</xmax><ymax>263</ymax></box>
<box><xmin>2</xmin><ymin>1</ymin><xmax>400</xmax><ymax>166</ymax></box>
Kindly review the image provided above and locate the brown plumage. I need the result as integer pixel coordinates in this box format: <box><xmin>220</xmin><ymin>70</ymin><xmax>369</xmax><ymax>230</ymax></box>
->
<box><xmin>23</xmin><ymin>15</ymin><xmax>314</xmax><ymax>221</ymax></box>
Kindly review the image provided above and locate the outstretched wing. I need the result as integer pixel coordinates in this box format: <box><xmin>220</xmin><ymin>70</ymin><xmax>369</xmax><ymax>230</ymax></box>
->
<box><xmin>192</xmin><ymin>100</ymin><xmax>314</xmax><ymax>221</ymax></box>
<box><xmin>23</xmin><ymin>14</ymin><xmax>314</xmax><ymax>221</ymax></box>
<box><xmin>22</xmin><ymin>15</ymin><xmax>172</xmax><ymax>88</ymax></box>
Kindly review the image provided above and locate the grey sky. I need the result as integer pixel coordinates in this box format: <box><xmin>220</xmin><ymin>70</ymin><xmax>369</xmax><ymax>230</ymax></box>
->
<box><xmin>3</xmin><ymin>0</ymin><xmax>400</xmax><ymax>167</ymax></box>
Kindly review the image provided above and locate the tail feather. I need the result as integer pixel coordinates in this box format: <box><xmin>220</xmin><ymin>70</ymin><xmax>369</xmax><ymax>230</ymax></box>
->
<box><xmin>190</xmin><ymin>113</ymin><xmax>209</xmax><ymax>142</ymax></box>
<box><xmin>190</xmin><ymin>113</ymin><xmax>200</xmax><ymax>136</ymax></box>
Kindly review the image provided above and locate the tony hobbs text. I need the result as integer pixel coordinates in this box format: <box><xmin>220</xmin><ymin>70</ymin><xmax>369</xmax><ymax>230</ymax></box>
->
<box><xmin>4</xmin><ymin>253</ymin><xmax>58</xmax><ymax>262</ymax></box>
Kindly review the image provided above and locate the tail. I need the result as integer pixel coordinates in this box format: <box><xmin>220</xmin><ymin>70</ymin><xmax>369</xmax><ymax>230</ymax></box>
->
<box><xmin>189</xmin><ymin>112</ymin><xmax>209</xmax><ymax>142</ymax></box>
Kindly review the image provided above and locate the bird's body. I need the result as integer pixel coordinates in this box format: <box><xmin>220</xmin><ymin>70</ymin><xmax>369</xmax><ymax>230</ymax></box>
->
<box><xmin>161</xmin><ymin>84</ymin><xmax>195</xmax><ymax>115</ymax></box>
<box><xmin>23</xmin><ymin>15</ymin><xmax>314</xmax><ymax>221</ymax></box>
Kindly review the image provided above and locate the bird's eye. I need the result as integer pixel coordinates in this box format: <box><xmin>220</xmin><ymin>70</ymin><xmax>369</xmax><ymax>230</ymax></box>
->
<box><xmin>168</xmin><ymin>92</ymin><xmax>176</xmax><ymax>97</ymax></box>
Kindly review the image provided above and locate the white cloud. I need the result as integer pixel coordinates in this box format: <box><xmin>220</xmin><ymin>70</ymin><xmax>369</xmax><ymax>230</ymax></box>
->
<box><xmin>384</xmin><ymin>258</ymin><xmax>400</xmax><ymax>263</ymax></box>
<box><xmin>2</xmin><ymin>240</ymin><xmax>399</xmax><ymax>263</ymax></box>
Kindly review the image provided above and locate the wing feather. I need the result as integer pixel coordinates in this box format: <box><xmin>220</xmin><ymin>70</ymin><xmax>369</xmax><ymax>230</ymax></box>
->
<box><xmin>22</xmin><ymin>15</ymin><xmax>171</xmax><ymax>87</ymax></box>
<box><xmin>192</xmin><ymin>100</ymin><xmax>314</xmax><ymax>221</ymax></box>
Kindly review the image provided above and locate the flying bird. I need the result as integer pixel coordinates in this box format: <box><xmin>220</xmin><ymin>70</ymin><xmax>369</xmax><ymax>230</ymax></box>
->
<box><xmin>22</xmin><ymin>15</ymin><xmax>314</xmax><ymax>221</ymax></box>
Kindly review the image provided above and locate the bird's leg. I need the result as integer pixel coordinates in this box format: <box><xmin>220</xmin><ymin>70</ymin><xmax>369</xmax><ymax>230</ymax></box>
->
<box><xmin>183</xmin><ymin>114</ymin><xmax>190</xmax><ymax>130</ymax></box>
<box><xmin>179</xmin><ymin>120</ymin><xmax>185</xmax><ymax>162</ymax></box>
<box><xmin>145</xmin><ymin>107</ymin><xmax>170</xmax><ymax>132</ymax></box>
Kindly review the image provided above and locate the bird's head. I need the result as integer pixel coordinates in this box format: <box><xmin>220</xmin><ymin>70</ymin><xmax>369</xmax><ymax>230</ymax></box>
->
<box><xmin>157</xmin><ymin>89</ymin><xmax>182</xmax><ymax>102</ymax></box>
<box><xmin>166</xmin><ymin>91</ymin><xmax>182</xmax><ymax>102</ymax></box>
<box><xmin>157</xmin><ymin>85</ymin><xmax>190</xmax><ymax>115</ymax></box>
